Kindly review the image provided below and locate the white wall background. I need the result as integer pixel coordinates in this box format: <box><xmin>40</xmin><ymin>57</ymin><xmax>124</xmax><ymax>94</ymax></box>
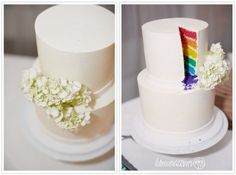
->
<box><xmin>122</xmin><ymin>5</ymin><xmax>232</xmax><ymax>102</ymax></box>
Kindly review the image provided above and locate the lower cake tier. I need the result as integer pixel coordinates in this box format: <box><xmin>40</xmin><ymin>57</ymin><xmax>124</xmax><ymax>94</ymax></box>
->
<box><xmin>137</xmin><ymin>69</ymin><xmax>215</xmax><ymax>132</ymax></box>
<box><xmin>34</xmin><ymin>101</ymin><xmax>114</xmax><ymax>141</ymax></box>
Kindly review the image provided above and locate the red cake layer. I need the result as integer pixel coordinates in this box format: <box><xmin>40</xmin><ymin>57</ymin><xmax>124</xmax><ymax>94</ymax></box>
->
<box><xmin>179</xmin><ymin>27</ymin><xmax>197</xmax><ymax>40</ymax></box>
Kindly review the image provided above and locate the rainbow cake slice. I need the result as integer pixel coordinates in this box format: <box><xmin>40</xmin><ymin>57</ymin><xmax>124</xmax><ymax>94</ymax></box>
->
<box><xmin>179</xmin><ymin>27</ymin><xmax>199</xmax><ymax>89</ymax></box>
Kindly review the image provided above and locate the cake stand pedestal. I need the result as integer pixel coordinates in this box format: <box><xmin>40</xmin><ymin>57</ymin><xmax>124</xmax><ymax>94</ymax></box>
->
<box><xmin>22</xmin><ymin>102</ymin><xmax>114</xmax><ymax>162</ymax></box>
<box><xmin>131</xmin><ymin>106</ymin><xmax>228</xmax><ymax>155</ymax></box>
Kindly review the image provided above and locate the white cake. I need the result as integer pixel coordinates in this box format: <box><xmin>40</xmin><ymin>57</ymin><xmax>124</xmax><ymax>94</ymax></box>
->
<box><xmin>138</xmin><ymin>18</ymin><xmax>229</xmax><ymax>133</ymax></box>
<box><xmin>22</xmin><ymin>5</ymin><xmax>114</xmax><ymax>140</ymax></box>
<box><xmin>35</xmin><ymin>5</ymin><xmax>114</xmax><ymax>92</ymax></box>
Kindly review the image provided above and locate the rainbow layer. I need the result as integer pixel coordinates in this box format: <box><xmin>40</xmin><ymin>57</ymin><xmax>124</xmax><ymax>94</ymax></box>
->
<box><xmin>179</xmin><ymin>27</ymin><xmax>198</xmax><ymax>76</ymax></box>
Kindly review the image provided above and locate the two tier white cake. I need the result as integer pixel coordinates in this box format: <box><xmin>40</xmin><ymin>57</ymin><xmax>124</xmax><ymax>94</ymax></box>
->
<box><xmin>138</xmin><ymin>18</ymin><xmax>229</xmax><ymax>133</ymax></box>
<box><xmin>22</xmin><ymin>5</ymin><xmax>114</xmax><ymax>160</ymax></box>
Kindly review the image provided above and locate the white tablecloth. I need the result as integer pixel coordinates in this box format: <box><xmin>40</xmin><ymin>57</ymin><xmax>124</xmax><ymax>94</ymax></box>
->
<box><xmin>4</xmin><ymin>54</ymin><xmax>114</xmax><ymax>170</ymax></box>
<box><xmin>122</xmin><ymin>98</ymin><xmax>232</xmax><ymax>171</ymax></box>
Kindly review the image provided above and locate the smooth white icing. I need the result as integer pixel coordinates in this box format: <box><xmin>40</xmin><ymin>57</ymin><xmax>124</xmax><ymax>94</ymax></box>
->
<box><xmin>138</xmin><ymin>18</ymin><xmax>214</xmax><ymax>132</ymax></box>
<box><xmin>140</xmin><ymin>70</ymin><xmax>184</xmax><ymax>92</ymax></box>
<box><xmin>35</xmin><ymin>5</ymin><xmax>114</xmax><ymax>52</ymax></box>
<box><xmin>138</xmin><ymin>69</ymin><xmax>215</xmax><ymax>132</ymax></box>
<box><xmin>142</xmin><ymin>18</ymin><xmax>208</xmax><ymax>81</ymax></box>
<box><xmin>33</xmin><ymin>5</ymin><xmax>114</xmax><ymax>135</ymax></box>
<box><xmin>35</xmin><ymin>5</ymin><xmax>114</xmax><ymax>92</ymax></box>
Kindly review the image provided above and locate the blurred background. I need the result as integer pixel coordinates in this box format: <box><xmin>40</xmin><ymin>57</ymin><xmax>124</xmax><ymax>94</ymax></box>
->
<box><xmin>4</xmin><ymin>4</ymin><xmax>115</xmax><ymax>56</ymax></box>
<box><xmin>122</xmin><ymin>5</ymin><xmax>232</xmax><ymax>125</ymax></box>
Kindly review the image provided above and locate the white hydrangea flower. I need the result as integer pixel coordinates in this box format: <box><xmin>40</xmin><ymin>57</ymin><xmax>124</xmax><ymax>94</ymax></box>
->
<box><xmin>197</xmin><ymin>43</ymin><xmax>229</xmax><ymax>89</ymax></box>
<box><xmin>51</xmin><ymin>88</ymin><xmax>60</xmax><ymax>95</ymax></box>
<box><xmin>60</xmin><ymin>79</ymin><xmax>68</xmax><ymax>87</ymax></box>
<box><xmin>210</xmin><ymin>42</ymin><xmax>225</xmax><ymax>58</ymax></box>
<box><xmin>72</xmin><ymin>81</ymin><xmax>81</xmax><ymax>90</ymax></box>
<box><xmin>59</xmin><ymin>91</ymin><xmax>68</xmax><ymax>99</ymax></box>
<box><xmin>21</xmin><ymin>67</ymin><xmax>94</xmax><ymax>130</ymax></box>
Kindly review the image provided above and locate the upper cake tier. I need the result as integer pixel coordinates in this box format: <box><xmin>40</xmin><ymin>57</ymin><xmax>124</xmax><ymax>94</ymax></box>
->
<box><xmin>142</xmin><ymin>18</ymin><xmax>208</xmax><ymax>82</ymax></box>
<box><xmin>35</xmin><ymin>5</ymin><xmax>114</xmax><ymax>92</ymax></box>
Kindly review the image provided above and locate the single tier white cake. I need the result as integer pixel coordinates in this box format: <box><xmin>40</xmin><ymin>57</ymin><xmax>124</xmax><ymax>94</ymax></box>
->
<box><xmin>138</xmin><ymin>18</ymin><xmax>228</xmax><ymax>133</ymax></box>
<box><xmin>22</xmin><ymin>5</ymin><xmax>114</xmax><ymax>140</ymax></box>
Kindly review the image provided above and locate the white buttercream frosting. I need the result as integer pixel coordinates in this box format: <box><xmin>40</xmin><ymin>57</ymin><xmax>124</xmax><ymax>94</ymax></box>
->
<box><xmin>22</xmin><ymin>5</ymin><xmax>115</xmax><ymax>133</ymax></box>
<box><xmin>138</xmin><ymin>18</ymin><xmax>220</xmax><ymax>133</ymax></box>
<box><xmin>35</xmin><ymin>5</ymin><xmax>114</xmax><ymax>92</ymax></box>
<box><xmin>138</xmin><ymin>69</ymin><xmax>215</xmax><ymax>132</ymax></box>
<box><xmin>35</xmin><ymin>5</ymin><xmax>114</xmax><ymax>53</ymax></box>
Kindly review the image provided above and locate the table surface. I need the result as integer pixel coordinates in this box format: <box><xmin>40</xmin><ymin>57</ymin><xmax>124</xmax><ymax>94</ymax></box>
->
<box><xmin>122</xmin><ymin>98</ymin><xmax>233</xmax><ymax>171</ymax></box>
<box><xmin>4</xmin><ymin>54</ymin><xmax>114</xmax><ymax>171</ymax></box>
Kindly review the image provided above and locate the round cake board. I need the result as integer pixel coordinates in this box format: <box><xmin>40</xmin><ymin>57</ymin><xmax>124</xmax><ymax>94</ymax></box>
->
<box><xmin>131</xmin><ymin>106</ymin><xmax>228</xmax><ymax>155</ymax></box>
<box><xmin>21</xmin><ymin>104</ymin><xmax>114</xmax><ymax>162</ymax></box>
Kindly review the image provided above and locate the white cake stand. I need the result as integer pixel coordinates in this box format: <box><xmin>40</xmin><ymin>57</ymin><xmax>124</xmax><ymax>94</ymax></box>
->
<box><xmin>21</xmin><ymin>104</ymin><xmax>114</xmax><ymax>162</ymax></box>
<box><xmin>131</xmin><ymin>106</ymin><xmax>228</xmax><ymax>155</ymax></box>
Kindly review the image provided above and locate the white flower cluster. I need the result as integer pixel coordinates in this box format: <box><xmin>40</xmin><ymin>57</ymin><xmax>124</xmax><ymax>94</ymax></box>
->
<box><xmin>197</xmin><ymin>43</ymin><xmax>229</xmax><ymax>89</ymax></box>
<box><xmin>22</xmin><ymin>67</ymin><xmax>93</xmax><ymax>130</ymax></box>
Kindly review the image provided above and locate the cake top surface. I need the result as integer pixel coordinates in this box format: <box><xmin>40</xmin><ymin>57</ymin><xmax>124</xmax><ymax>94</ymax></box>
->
<box><xmin>35</xmin><ymin>5</ymin><xmax>114</xmax><ymax>53</ymax></box>
<box><xmin>142</xmin><ymin>18</ymin><xmax>208</xmax><ymax>33</ymax></box>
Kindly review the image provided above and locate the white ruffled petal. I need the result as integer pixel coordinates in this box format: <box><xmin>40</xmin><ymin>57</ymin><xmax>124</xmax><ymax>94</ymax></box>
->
<box><xmin>47</xmin><ymin>107</ymin><xmax>60</xmax><ymax>118</ymax></box>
